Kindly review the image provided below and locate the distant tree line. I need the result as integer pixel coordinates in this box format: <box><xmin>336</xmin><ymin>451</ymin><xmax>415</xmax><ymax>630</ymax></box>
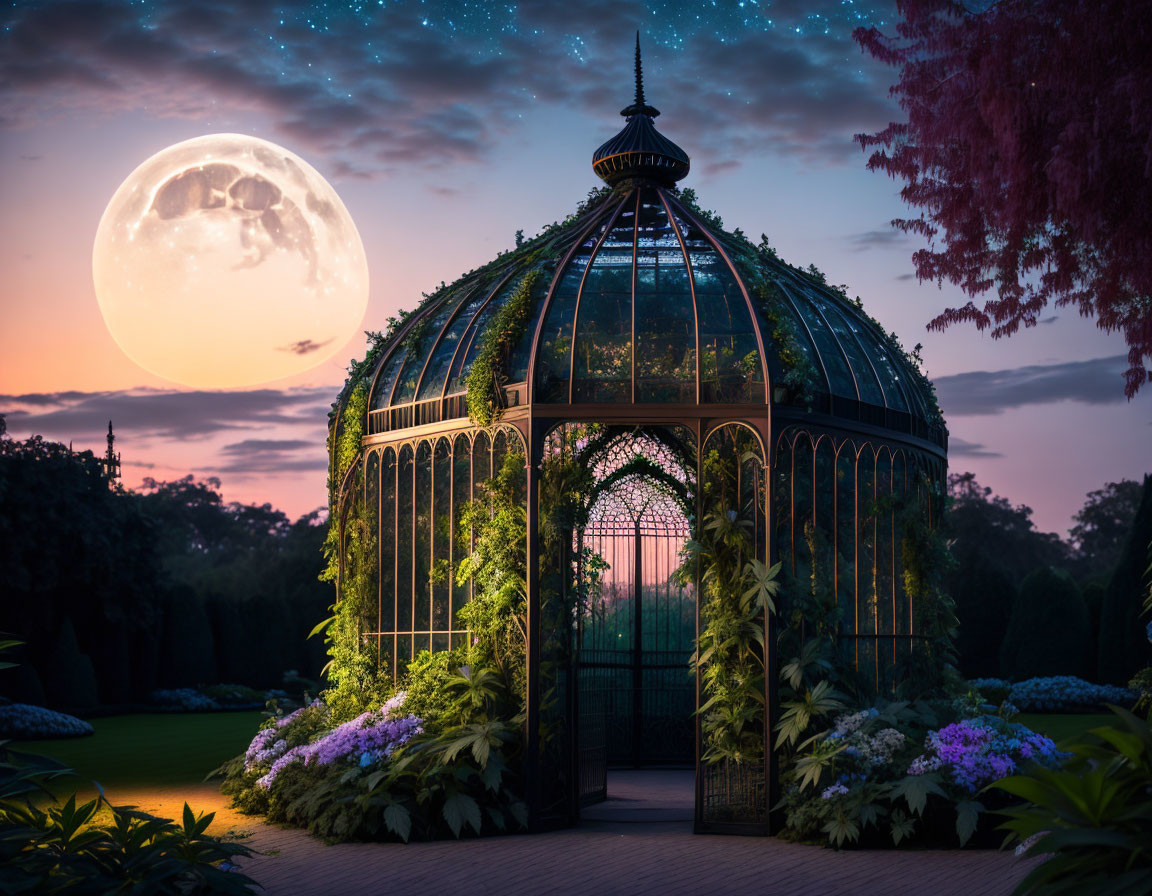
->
<box><xmin>949</xmin><ymin>471</ymin><xmax>1152</xmax><ymax>685</ymax></box>
<box><xmin>0</xmin><ymin>417</ymin><xmax>329</xmax><ymax>711</ymax></box>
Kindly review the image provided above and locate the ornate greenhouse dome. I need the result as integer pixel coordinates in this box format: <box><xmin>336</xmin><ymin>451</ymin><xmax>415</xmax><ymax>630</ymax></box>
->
<box><xmin>327</xmin><ymin>39</ymin><xmax>949</xmax><ymax>836</ymax></box>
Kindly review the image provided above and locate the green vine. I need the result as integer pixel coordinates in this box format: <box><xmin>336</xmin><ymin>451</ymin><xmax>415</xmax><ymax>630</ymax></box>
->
<box><xmin>681</xmin><ymin>442</ymin><xmax>780</xmax><ymax>765</ymax></box>
<box><xmin>466</xmin><ymin>269</ymin><xmax>542</xmax><ymax>427</ymax></box>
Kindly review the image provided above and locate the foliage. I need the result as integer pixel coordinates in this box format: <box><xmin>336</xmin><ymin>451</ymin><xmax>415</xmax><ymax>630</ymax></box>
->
<box><xmin>953</xmin><ymin>561</ymin><xmax>1015</xmax><ymax>679</ymax></box>
<box><xmin>681</xmin><ymin>442</ymin><xmax>780</xmax><ymax>765</ymax></box>
<box><xmin>855</xmin><ymin>0</ymin><xmax>1152</xmax><ymax>397</ymax></box>
<box><xmin>1</xmin><ymin>713</ymin><xmax>256</xmax><ymax>894</ymax></box>
<box><xmin>970</xmin><ymin>677</ymin><xmax>1137</xmax><ymax>715</ymax></box>
<box><xmin>0</xmin><ymin>704</ymin><xmax>92</xmax><ymax>740</ymax></box>
<box><xmin>779</xmin><ymin>701</ymin><xmax>1060</xmax><ymax>849</ymax></box>
<box><xmin>1071</xmin><ymin>479</ymin><xmax>1145</xmax><ymax>583</ymax></box>
<box><xmin>994</xmin><ymin>706</ymin><xmax>1152</xmax><ymax>894</ymax></box>
<box><xmin>1000</xmin><ymin>568</ymin><xmax>1090</xmax><ymax>681</ymax></box>
<box><xmin>898</xmin><ymin>493</ymin><xmax>959</xmax><ymax>697</ymax></box>
<box><xmin>455</xmin><ymin>450</ymin><xmax>529</xmax><ymax>703</ymax></box>
<box><xmin>466</xmin><ymin>269</ymin><xmax>542</xmax><ymax>427</ymax></box>
<box><xmin>1098</xmin><ymin>476</ymin><xmax>1152</xmax><ymax>684</ymax></box>
<box><xmin>1131</xmin><ymin>668</ymin><xmax>1152</xmax><ymax>718</ymax></box>
<box><xmin>946</xmin><ymin>472</ymin><xmax>1070</xmax><ymax>585</ymax></box>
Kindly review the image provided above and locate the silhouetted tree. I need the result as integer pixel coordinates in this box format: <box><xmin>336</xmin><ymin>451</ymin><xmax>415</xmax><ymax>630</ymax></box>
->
<box><xmin>1000</xmin><ymin>567</ymin><xmax>1090</xmax><ymax>681</ymax></box>
<box><xmin>1070</xmin><ymin>479</ymin><xmax>1144</xmax><ymax>583</ymax></box>
<box><xmin>1097</xmin><ymin>475</ymin><xmax>1152</xmax><ymax>684</ymax></box>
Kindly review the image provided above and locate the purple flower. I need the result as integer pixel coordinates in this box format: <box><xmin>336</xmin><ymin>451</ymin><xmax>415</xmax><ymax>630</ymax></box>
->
<box><xmin>257</xmin><ymin>692</ymin><xmax>423</xmax><ymax>789</ymax></box>
<box><xmin>907</xmin><ymin>716</ymin><xmax>1061</xmax><ymax>792</ymax></box>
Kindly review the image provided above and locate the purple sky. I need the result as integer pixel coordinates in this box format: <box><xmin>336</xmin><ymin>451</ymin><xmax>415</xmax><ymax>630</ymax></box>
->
<box><xmin>0</xmin><ymin>0</ymin><xmax>1146</xmax><ymax>535</ymax></box>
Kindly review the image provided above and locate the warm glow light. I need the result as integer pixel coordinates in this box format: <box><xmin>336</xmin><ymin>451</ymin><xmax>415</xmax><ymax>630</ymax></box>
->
<box><xmin>92</xmin><ymin>134</ymin><xmax>369</xmax><ymax>388</ymax></box>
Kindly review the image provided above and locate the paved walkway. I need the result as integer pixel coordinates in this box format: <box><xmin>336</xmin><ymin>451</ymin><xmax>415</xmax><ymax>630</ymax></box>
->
<box><xmin>118</xmin><ymin>771</ymin><xmax>1033</xmax><ymax>896</ymax></box>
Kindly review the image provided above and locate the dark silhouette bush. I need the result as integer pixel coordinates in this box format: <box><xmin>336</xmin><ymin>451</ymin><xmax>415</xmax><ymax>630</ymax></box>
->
<box><xmin>1097</xmin><ymin>475</ymin><xmax>1152</xmax><ymax>684</ymax></box>
<box><xmin>953</xmin><ymin>559</ymin><xmax>1016</xmax><ymax>678</ymax></box>
<box><xmin>1000</xmin><ymin>567</ymin><xmax>1090</xmax><ymax>681</ymax></box>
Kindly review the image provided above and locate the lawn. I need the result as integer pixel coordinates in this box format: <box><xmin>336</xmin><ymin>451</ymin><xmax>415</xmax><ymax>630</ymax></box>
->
<box><xmin>18</xmin><ymin>711</ymin><xmax>262</xmax><ymax>795</ymax></box>
<box><xmin>1016</xmin><ymin>712</ymin><xmax>1114</xmax><ymax>745</ymax></box>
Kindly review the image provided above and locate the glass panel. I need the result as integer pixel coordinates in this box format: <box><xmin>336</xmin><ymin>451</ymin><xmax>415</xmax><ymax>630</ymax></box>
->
<box><xmin>393</xmin><ymin>290</ymin><xmax>470</xmax><ymax>405</ymax></box>
<box><xmin>809</xmin><ymin>292</ymin><xmax>886</xmax><ymax>406</ymax></box>
<box><xmin>381</xmin><ymin>448</ymin><xmax>397</xmax><ymax>675</ymax></box>
<box><xmin>782</xmin><ymin>282</ymin><xmax>858</xmax><ymax>401</ymax></box>
<box><xmin>687</xmin><ymin>223</ymin><xmax>762</xmax><ymax>403</ymax></box>
<box><xmin>472</xmin><ymin>430</ymin><xmax>491</xmax><ymax>493</ymax></box>
<box><xmin>875</xmin><ymin>450</ymin><xmax>894</xmax><ymax>694</ymax></box>
<box><xmin>835</xmin><ymin>446</ymin><xmax>856</xmax><ymax>647</ymax></box>
<box><xmin>855</xmin><ymin>323</ymin><xmax>914</xmax><ymax>414</ymax></box>
<box><xmin>572</xmin><ymin>204</ymin><xmax>636</xmax><ymax>402</ymax></box>
<box><xmin>534</xmin><ymin>203</ymin><xmax>621</xmax><ymax>402</ymax></box>
<box><xmin>414</xmin><ymin>441</ymin><xmax>433</xmax><ymax>653</ymax></box>
<box><xmin>365</xmin><ymin>451</ymin><xmax>381</xmax><ymax>669</ymax></box>
<box><xmin>774</xmin><ymin>433</ymin><xmax>794</xmax><ymax>576</ymax></box>
<box><xmin>432</xmin><ymin>438</ymin><xmax>452</xmax><ymax>636</ymax></box>
<box><xmin>856</xmin><ymin>445</ymin><xmax>878</xmax><ymax>695</ymax></box>
<box><xmin>791</xmin><ymin>433</ymin><xmax>814</xmax><ymax>592</ymax></box>
<box><xmin>635</xmin><ymin>196</ymin><xmax>695</xmax><ymax>403</ymax></box>
<box><xmin>451</xmin><ymin>434</ymin><xmax>472</xmax><ymax>642</ymax></box>
<box><xmin>370</xmin><ymin>348</ymin><xmax>407</xmax><ymax>411</ymax></box>
<box><xmin>396</xmin><ymin>446</ymin><xmax>414</xmax><ymax>641</ymax></box>
<box><xmin>892</xmin><ymin>452</ymin><xmax>910</xmax><ymax>638</ymax></box>
<box><xmin>416</xmin><ymin>284</ymin><xmax>486</xmax><ymax>401</ymax></box>
<box><xmin>492</xmin><ymin>428</ymin><xmax>508</xmax><ymax>474</ymax></box>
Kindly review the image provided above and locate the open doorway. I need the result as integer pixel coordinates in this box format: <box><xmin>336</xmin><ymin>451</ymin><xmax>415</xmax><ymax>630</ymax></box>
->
<box><xmin>573</xmin><ymin>431</ymin><xmax>695</xmax><ymax>806</ymax></box>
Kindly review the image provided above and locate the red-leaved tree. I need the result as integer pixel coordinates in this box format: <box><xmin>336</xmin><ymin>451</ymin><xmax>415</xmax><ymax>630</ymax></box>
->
<box><xmin>854</xmin><ymin>0</ymin><xmax>1152</xmax><ymax>397</ymax></box>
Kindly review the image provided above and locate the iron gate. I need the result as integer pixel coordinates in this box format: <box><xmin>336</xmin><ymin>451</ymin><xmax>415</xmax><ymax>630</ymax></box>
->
<box><xmin>576</xmin><ymin>486</ymin><xmax>694</xmax><ymax>805</ymax></box>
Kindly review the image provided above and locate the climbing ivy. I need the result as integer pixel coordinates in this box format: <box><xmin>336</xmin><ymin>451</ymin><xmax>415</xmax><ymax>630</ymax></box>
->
<box><xmin>465</xmin><ymin>269</ymin><xmax>542</xmax><ymax>427</ymax></box>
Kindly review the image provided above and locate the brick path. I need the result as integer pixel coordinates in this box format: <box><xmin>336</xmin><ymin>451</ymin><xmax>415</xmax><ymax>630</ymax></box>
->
<box><xmin>118</xmin><ymin>771</ymin><xmax>1032</xmax><ymax>896</ymax></box>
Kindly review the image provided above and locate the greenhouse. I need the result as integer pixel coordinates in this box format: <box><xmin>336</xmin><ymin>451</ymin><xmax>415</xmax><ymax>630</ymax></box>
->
<box><xmin>326</xmin><ymin>42</ymin><xmax>948</xmax><ymax>835</ymax></box>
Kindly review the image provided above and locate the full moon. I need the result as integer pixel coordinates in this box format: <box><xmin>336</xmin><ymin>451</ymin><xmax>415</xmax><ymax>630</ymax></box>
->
<box><xmin>92</xmin><ymin>133</ymin><xmax>369</xmax><ymax>388</ymax></box>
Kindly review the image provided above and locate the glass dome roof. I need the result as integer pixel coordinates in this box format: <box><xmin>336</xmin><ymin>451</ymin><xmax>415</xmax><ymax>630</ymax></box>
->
<box><xmin>365</xmin><ymin>48</ymin><xmax>944</xmax><ymax>449</ymax></box>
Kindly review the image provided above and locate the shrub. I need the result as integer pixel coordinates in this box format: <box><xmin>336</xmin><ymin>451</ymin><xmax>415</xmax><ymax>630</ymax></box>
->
<box><xmin>1000</xmin><ymin>568</ymin><xmax>1090</xmax><ymax>680</ymax></box>
<box><xmin>994</xmin><ymin>707</ymin><xmax>1152</xmax><ymax>894</ymax></box>
<box><xmin>1</xmin><ymin>741</ymin><xmax>257</xmax><ymax>894</ymax></box>
<box><xmin>1097</xmin><ymin>476</ymin><xmax>1152</xmax><ymax>684</ymax></box>
<box><xmin>778</xmin><ymin>701</ymin><xmax>1061</xmax><ymax>848</ymax></box>
<box><xmin>0</xmin><ymin>704</ymin><xmax>93</xmax><ymax>739</ymax></box>
<box><xmin>953</xmin><ymin>560</ymin><xmax>1015</xmax><ymax>678</ymax></box>
<box><xmin>40</xmin><ymin>619</ymin><xmax>98</xmax><ymax>711</ymax></box>
<box><xmin>971</xmin><ymin>676</ymin><xmax>1136</xmax><ymax>713</ymax></box>
<box><xmin>149</xmin><ymin>688</ymin><xmax>221</xmax><ymax>712</ymax></box>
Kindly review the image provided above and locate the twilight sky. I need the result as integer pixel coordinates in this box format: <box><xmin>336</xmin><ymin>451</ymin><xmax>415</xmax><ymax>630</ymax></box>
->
<box><xmin>0</xmin><ymin>0</ymin><xmax>1146</xmax><ymax>536</ymax></box>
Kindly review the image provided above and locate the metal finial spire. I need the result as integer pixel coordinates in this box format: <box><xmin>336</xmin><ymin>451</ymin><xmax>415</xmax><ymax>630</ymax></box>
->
<box><xmin>634</xmin><ymin>32</ymin><xmax>645</xmax><ymax>108</ymax></box>
<box><xmin>620</xmin><ymin>33</ymin><xmax>659</xmax><ymax>118</ymax></box>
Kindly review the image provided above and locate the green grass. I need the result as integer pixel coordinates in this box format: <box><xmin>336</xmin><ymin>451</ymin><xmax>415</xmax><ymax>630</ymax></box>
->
<box><xmin>1017</xmin><ymin>712</ymin><xmax>1113</xmax><ymax>745</ymax></box>
<box><xmin>18</xmin><ymin>712</ymin><xmax>262</xmax><ymax>793</ymax></box>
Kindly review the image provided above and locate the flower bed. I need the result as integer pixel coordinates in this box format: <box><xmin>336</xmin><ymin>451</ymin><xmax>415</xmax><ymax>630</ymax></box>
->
<box><xmin>219</xmin><ymin>686</ymin><xmax>527</xmax><ymax>842</ymax></box>
<box><xmin>969</xmin><ymin>676</ymin><xmax>1136</xmax><ymax>713</ymax></box>
<box><xmin>0</xmin><ymin>703</ymin><xmax>94</xmax><ymax>739</ymax></box>
<box><xmin>779</xmin><ymin>703</ymin><xmax>1062</xmax><ymax>848</ymax></box>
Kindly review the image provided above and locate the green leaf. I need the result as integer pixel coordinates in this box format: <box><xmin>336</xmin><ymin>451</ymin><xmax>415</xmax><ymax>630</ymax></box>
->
<box><xmin>890</xmin><ymin>774</ymin><xmax>945</xmax><ymax>815</ymax></box>
<box><xmin>889</xmin><ymin>809</ymin><xmax>916</xmax><ymax>846</ymax></box>
<box><xmin>441</xmin><ymin>791</ymin><xmax>482</xmax><ymax>838</ymax></box>
<box><xmin>383</xmin><ymin>803</ymin><xmax>411</xmax><ymax>842</ymax></box>
<box><xmin>954</xmin><ymin>800</ymin><xmax>982</xmax><ymax>847</ymax></box>
<box><xmin>308</xmin><ymin>615</ymin><xmax>336</xmax><ymax>639</ymax></box>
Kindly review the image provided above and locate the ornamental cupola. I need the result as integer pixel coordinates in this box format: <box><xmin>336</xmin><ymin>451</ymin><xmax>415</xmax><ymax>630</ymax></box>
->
<box><xmin>592</xmin><ymin>35</ymin><xmax>691</xmax><ymax>187</ymax></box>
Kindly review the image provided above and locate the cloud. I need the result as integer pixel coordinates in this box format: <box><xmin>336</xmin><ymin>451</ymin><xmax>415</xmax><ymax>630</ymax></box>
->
<box><xmin>0</xmin><ymin>0</ymin><xmax>898</xmax><ymax>174</ymax></box>
<box><xmin>847</xmin><ymin>228</ymin><xmax>910</xmax><ymax>251</ymax></box>
<box><xmin>935</xmin><ymin>355</ymin><xmax>1132</xmax><ymax>416</ymax></box>
<box><xmin>0</xmin><ymin>386</ymin><xmax>334</xmax><ymax>440</ymax></box>
<box><xmin>213</xmin><ymin>438</ymin><xmax>327</xmax><ymax>473</ymax></box>
<box><xmin>279</xmin><ymin>338</ymin><xmax>333</xmax><ymax>356</ymax></box>
<box><xmin>1039</xmin><ymin>315</ymin><xmax>1058</xmax><ymax>325</ymax></box>
<box><xmin>947</xmin><ymin>437</ymin><xmax>1002</xmax><ymax>459</ymax></box>
<box><xmin>895</xmin><ymin>273</ymin><xmax>916</xmax><ymax>281</ymax></box>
